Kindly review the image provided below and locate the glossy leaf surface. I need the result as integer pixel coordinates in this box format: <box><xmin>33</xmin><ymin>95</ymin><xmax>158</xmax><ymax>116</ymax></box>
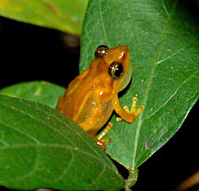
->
<box><xmin>80</xmin><ymin>0</ymin><xmax>199</xmax><ymax>171</ymax></box>
<box><xmin>0</xmin><ymin>95</ymin><xmax>125</xmax><ymax>190</ymax></box>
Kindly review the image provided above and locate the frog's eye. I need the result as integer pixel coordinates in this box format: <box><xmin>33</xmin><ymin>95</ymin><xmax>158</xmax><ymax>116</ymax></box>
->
<box><xmin>109</xmin><ymin>61</ymin><xmax>124</xmax><ymax>78</ymax></box>
<box><xmin>95</xmin><ymin>45</ymin><xmax>108</xmax><ymax>58</ymax></box>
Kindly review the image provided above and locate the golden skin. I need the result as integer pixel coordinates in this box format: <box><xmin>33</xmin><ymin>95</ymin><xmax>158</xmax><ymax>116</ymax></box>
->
<box><xmin>56</xmin><ymin>45</ymin><xmax>144</xmax><ymax>150</ymax></box>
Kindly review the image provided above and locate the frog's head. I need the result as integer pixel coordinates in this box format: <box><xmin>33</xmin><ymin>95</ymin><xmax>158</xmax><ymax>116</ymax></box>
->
<box><xmin>94</xmin><ymin>45</ymin><xmax>132</xmax><ymax>92</ymax></box>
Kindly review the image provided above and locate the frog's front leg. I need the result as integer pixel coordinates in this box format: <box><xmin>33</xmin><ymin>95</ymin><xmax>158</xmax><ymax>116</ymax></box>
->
<box><xmin>113</xmin><ymin>95</ymin><xmax>144</xmax><ymax>123</ymax></box>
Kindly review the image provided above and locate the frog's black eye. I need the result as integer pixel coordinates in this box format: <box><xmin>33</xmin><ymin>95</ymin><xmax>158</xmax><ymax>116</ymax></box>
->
<box><xmin>95</xmin><ymin>45</ymin><xmax>108</xmax><ymax>58</ymax></box>
<box><xmin>109</xmin><ymin>61</ymin><xmax>124</xmax><ymax>78</ymax></box>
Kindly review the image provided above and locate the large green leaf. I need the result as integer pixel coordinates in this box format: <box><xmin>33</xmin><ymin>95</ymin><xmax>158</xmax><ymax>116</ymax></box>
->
<box><xmin>0</xmin><ymin>95</ymin><xmax>125</xmax><ymax>190</ymax></box>
<box><xmin>80</xmin><ymin>0</ymin><xmax>199</xmax><ymax>182</ymax></box>
<box><xmin>0</xmin><ymin>81</ymin><xmax>65</xmax><ymax>108</ymax></box>
<box><xmin>0</xmin><ymin>0</ymin><xmax>88</xmax><ymax>35</ymax></box>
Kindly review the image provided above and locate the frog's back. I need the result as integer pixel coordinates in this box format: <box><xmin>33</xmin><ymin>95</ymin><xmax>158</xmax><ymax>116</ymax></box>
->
<box><xmin>56</xmin><ymin>69</ymin><xmax>114</xmax><ymax>132</ymax></box>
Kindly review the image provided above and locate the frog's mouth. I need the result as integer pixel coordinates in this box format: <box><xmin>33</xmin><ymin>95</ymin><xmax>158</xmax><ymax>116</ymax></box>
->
<box><xmin>118</xmin><ymin>62</ymin><xmax>132</xmax><ymax>92</ymax></box>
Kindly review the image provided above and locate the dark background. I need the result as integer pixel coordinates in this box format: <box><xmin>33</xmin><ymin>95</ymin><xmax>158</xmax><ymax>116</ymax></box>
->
<box><xmin>0</xmin><ymin>16</ymin><xmax>198</xmax><ymax>191</ymax></box>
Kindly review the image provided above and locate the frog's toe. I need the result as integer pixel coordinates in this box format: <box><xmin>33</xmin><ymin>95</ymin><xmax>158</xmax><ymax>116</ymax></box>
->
<box><xmin>123</xmin><ymin>105</ymin><xmax>130</xmax><ymax>112</ymax></box>
<box><xmin>131</xmin><ymin>97</ymin><xmax>138</xmax><ymax>111</ymax></box>
<box><xmin>134</xmin><ymin>105</ymin><xmax>145</xmax><ymax>116</ymax></box>
<box><xmin>116</xmin><ymin>117</ymin><xmax>123</xmax><ymax>122</ymax></box>
<box><xmin>130</xmin><ymin>97</ymin><xmax>144</xmax><ymax>115</ymax></box>
<box><xmin>101</xmin><ymin>138</ymin><xmax>112</xmax><ymax>143</ymax></box>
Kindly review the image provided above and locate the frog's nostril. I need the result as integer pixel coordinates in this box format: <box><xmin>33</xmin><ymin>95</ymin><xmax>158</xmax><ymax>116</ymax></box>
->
<box><xmin>120</xmin><ymin>51</ymin><xmax>128</xmax><ymax>61</ymax></box>
<box><xmin>119</xmin><ymin>45</ymin><xmax>129</xmax><ymax>52</ymax></box>
<box><xmin>117</xmin><ymin>45</ymin><xmax>130</xmax><ymax>59</ymax></box>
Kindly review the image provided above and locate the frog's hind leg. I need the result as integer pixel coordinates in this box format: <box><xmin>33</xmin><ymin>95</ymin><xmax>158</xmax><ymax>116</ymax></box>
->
<box><xmin>88</xmin><ymin>122</ymin><xmax>113</xmax><ymax>150</ymax></box>
<box><xmin>96</xmin><ymin>122</ymin><xmax>113</xmax><ymax>142</ymax></box>
<box><xmin>96</xmin><ymin>122</ymin><xmax>113</xmax><ymax>150</ymax></box>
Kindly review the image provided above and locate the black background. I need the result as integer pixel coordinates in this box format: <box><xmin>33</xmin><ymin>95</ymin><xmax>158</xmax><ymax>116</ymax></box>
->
<box><xmin>0</xmin><ymin>16</ymin><xmax>198</xmax><ymax>191</ymax></box>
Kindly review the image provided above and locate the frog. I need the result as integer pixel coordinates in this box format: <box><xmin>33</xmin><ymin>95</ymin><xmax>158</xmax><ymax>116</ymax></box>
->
<box><xmin>56</xmin><ymin>45</ymin><xmax>144</xmax><ymax>150</ymax></box>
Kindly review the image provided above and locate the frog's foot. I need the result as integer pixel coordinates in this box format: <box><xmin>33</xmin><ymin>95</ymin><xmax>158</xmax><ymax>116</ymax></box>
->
<box><xmin>127</xmin><ymin>97</ymin><xmax>145</xmax><ymax>117</ymax></box>
<box><xmin>95</xmin><ymin>122</ymin><xmax>113</xmax><ymax>150</ymax></box>
<box><xmin>116</xmin><ymin>97</ymin><xmax>144</xmax><ymax>123</ymax></box>
<box><xmin>123</xmin><ymin>97</ymin><xmax>144</xmax><ymax>123</ymax></box>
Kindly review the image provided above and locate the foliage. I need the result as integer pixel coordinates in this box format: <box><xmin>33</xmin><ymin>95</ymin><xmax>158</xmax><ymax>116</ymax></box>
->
<box><xmin>0</xmin><ymin>0</ymin><xmax>88</xmax><ymax>35</ymax></box>
<box><xmin>0</xmin><ymin>0</ymin><xmax>199</xmax><ymax>190</ymax></box>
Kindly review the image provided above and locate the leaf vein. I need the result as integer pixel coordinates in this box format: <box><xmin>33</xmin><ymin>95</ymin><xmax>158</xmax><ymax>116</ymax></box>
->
<box><xmin>0</xmin><ymin>139</ymin><xmax>9</xmax><ymax>146</ymax></box>
<box><xmin>0</xmin><ymin>120</ymin><xmax>41</xmax><ymax>145</ymax></box>
<box><xmin>144</xmin><ymin>70</ymin><xmax>199</xmax><ymax>121</ymax></box>
<box><xmin>22</xmin><ymin>101</ymin><xmax>107</xmax><ymax>160</ymax></box>
<box><xmin>0</xmin><ymin>100</ymin><xmax>77</xmax><ymax>147</ymax></box>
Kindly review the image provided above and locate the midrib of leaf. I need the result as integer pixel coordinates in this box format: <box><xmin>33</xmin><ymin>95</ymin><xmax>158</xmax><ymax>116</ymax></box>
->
<box><xmin>0</xmin><ymin>101</ymin><xmax>76</xmax><ymax>147</ymax></box>
<box><xmin>0</xmin><ymin>98</ymin><xmax>100</xmax><ymax>157</ymax></box>
<box><xmin>0</xmin><ymin>96</ymin><xmax>122</xmax><ymax>187</ymax></box>
<box><xmin>130</xmin><ymin>0</ymin><xmax>179</xmax><ymax>170</ymax></box>
<box><xmin>23</xmin><ymin>101</ymin><xmax>110</xmax><ymax>161</ymax></box>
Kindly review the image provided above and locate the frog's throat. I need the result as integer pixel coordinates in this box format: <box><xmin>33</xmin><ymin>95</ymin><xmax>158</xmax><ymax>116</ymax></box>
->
<box><xmin>119</xmin><ymin>62</ymin><xmax>132</xmax><ymax>92</ymax></box>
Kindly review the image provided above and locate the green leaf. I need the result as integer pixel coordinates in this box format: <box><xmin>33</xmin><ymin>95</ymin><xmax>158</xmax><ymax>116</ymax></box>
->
<box><xmin>0</xmin><ymin>0</ymin><xmax>88</xmax><ymax>35</ymax></box>
<box><xmin>0</xmin><ymin>95</ymin><xmax>125</xmax><ymax>190</ymax></box>
<box><xmin>80</xmin><ymin>0</ymin><xmax>199</xmax><ymax>176</ymax></box>
<box><xmin>0</xmin><ymin>81</ymin><xmax>65</xmax><ymax>108</ymax></box>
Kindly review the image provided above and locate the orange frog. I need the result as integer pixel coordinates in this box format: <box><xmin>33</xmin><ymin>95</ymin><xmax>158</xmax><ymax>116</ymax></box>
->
<box><xmin>56</xmin><ymin>45</ymin><xmax>144</xmax><ymax>150</ymax></box>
